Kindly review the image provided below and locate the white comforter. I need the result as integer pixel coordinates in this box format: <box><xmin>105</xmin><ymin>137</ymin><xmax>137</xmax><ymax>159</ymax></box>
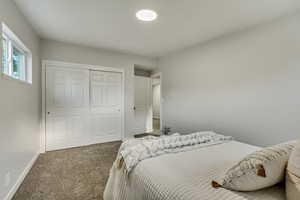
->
<box><xmin>104</xmin><ymin>141</ymin><xmax>286</xmax><ymax>200</ymax></box>
<box><xmin>119</xmin><ymin>132</ymin><xmax>232</xmax><ymax>173</ymax></box>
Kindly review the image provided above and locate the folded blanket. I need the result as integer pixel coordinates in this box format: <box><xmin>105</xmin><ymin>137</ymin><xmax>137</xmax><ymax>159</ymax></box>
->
<box><xmin>118</xmin><ymin>131</ymin><xmax>233</xmax><ymax>173</ymax></box>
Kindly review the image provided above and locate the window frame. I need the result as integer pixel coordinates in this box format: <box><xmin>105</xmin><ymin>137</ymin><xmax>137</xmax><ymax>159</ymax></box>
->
<box><xmin>2</xmin><ymin>33</ymin><xmax>9</xmax><ymax>75</ymax></box>
<box><xmin>1</xmin><ymin>23</ymin><xmax>32</xmax><ymax>84</ymax></box>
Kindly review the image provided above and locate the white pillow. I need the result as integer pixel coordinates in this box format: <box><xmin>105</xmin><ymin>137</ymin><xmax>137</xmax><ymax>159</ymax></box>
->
<box><xmin>286</xmin><ymin>141</ymin><xmax>300</xmax><ymax>200</ymax></box>
<box><xmin>212</xmin><ymin>141</ymin><xmax>297</xmax><ymax>191</ymax></box>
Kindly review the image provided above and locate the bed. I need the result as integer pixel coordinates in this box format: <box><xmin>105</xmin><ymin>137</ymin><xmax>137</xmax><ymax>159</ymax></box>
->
<box><xmin>104</xmin><ymin>140</ymin><xmax>286</xmax><ymax>200</ymax></box>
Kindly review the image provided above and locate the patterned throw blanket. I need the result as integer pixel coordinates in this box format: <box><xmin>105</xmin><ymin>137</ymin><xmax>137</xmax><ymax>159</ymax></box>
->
<box><xmin>117</xmin><ymin>131</ymin><xmax>233</xmax><ymax>173</ymax></box>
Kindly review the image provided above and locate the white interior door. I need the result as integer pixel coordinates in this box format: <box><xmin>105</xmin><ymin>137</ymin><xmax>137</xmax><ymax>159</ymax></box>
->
<box><xmin>134</xmin><ymin>76</ymin><xmax>152</xmax><ymax>134</ymax></box>
<box><xmin>90</xmin><ymin>71</ymin><xmax>122</xmax><ymax>139</ymax></box>
<box><xmin>46</xmin><ymin>66</ymin><xmax>90</xmax><ymax>151</ymax></box>
<box><xmin>46</xmin><ymin>65</ymin><xmax>122</xmax><ymax>151</ymax></box>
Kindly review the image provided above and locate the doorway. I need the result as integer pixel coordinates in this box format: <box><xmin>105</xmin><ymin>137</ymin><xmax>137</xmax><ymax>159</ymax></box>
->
<box><xmin>133</xmin><ymin>68</ymin><xmax>162</xmax><ymax>137</ymax></box>
<box><xmin>151</xmin><ymin>74</ymin><xmax>161</xmax><ymax>135</ymax></box>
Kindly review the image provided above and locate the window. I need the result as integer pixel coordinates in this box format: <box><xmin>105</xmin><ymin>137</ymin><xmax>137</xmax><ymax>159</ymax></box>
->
<box><xmin>1</xmin><ymin>23</ymin><xmax>32</xmax><ymax>83</ymax></box>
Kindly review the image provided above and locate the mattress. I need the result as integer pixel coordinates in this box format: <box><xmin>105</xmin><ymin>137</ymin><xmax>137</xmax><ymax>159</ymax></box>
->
<box><xmin>104</xmin><ymin>141</ymin><xmax>286</xmax><ymax>200</ymax></box>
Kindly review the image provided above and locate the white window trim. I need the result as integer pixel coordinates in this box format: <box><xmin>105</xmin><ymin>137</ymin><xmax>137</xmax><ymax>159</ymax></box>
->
<box><xmin>1</xmin><ymin>23</ymin><xmax>32</xmax><ymax>84</ymax></box>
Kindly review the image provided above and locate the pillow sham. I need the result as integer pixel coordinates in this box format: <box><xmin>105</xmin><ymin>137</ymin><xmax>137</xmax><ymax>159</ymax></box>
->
<box><xmin>212</xmin><ymin>141</ymin><xmax>297</xmax><ymax>192</ymax></box>
<box><xmin>286</xmin><ymin>141</ymin><xmax>300</xmax><ymax>200</ymax></box>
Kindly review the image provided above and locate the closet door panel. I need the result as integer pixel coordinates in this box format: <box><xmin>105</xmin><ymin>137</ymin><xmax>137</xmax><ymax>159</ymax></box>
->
<box><xmin>46</xmin><ymin>66</ymin><xmax>89</xmax><ymax>151</ymax></box>
<box><xmin>90</xmin><ymin>71</ymin><xmax>122</xmax><ymax>139</ymax></box>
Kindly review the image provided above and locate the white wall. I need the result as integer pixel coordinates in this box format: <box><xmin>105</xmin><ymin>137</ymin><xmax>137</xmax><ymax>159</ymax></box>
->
<box><xmin>157</xmin><ymin>13</ymin><xmax>300</xmax><ymax>146</ymax></box>
<box><xmin>41</xmin><ymin>39</ymin><xmax>157</xmax><ymax>138</ymax></box>
<box><xmin>153</xmin><ymin>84</ymin><xmax>161</xmax><ymax>119</ymax></box>
<box><xmin>0</xmin><ymin>0</ymin><xmax>41</xmax><ymax>199</ymax></box>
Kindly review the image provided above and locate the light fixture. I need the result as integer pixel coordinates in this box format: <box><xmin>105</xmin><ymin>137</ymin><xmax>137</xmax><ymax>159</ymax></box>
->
<box><xmin>136</xmin><ymin>9</ymin><xmax>158</xmax><ymax>22</ymax></box>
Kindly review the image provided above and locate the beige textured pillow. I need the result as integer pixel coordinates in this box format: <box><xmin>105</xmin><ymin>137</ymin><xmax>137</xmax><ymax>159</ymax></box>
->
<box><xmin>212</xmin><ymin>141</ymin><xmax>297</xmax><ymax>192</ymax></box>
<box><xmin>286</xmin><ymin>141</ymin><xmax>300</xmax><ymax>200</ymax></box>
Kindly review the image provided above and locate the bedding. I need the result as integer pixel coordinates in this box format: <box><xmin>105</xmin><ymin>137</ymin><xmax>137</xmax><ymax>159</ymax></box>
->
<box><xmin>286</xmin><ymin>141</ymin><xmax>300</xmax><ymax>200</ymax></box>
<box><xmin>118</xmin><ymin>131</ymin><xmax>233</xmax><ymax>173</ymax></box>
<box><xmin>104</xmin><ymin>140</ymin><xmax>286</xmax><ymax>200</ymax></box>
<box><xmin>213</xmin><ymin>141</ymin><xmax>297</xmax><ymax>192</ymax></box>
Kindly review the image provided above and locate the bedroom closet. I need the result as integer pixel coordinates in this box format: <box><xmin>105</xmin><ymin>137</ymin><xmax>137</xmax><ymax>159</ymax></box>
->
<box><xmin>44</xmin><ymin>61</ymin><xmax>124</xmax><ymax>151</ymax></box>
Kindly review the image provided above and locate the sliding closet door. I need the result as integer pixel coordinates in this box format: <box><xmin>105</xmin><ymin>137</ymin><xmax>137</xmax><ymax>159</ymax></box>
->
<box><xmin>46</xmin><ymin>66</ymin><xmax>123</xmax><ymax>151</ymax></box>
<box><xmin>46</xmin><ymin>66</ymin><xmax>90</xmax><ymax>151</ymax></box>
<box><xmin>90</xmin><ymin>71</ymin><xmax>122</xmax><ymax>140</ymax></box>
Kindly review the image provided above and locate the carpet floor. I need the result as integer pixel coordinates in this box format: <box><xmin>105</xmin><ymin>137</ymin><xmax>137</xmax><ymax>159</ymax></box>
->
<box><xmin>12</xmin><ymin>141</ymin><xmax>121</xmax><ymax>200</ymax></box>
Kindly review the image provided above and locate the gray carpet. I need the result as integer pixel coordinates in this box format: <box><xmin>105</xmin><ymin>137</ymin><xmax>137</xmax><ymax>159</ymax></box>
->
<box><xmin>12</xmin><ymin>141</ymin><xmax>121</xmax><ymax>200</ymax></box>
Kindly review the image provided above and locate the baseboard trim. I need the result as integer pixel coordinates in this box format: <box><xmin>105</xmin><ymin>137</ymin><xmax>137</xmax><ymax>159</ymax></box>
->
<box><xmin>4</xmin><ymin>153</ymin><xmax>39</xmax><ymax>200</ymax></box>
<box><xmin>46</xmin><ymin>135</ymin><xmax>122</xmax><ymax>151</ymax></box>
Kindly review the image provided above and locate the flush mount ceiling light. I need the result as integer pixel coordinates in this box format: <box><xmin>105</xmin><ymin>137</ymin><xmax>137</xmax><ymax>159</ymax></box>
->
<box><xmin>136</xmin><ymin>9</ymin><xmax>158</xmax><ymax>22</ymax></box>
